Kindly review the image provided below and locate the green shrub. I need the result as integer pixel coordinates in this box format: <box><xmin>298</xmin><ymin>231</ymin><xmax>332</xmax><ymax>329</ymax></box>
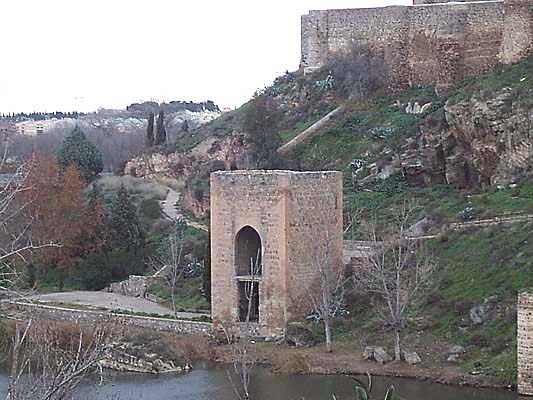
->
<box><xmin>140</xmin><ymin>198</ymin><xmax>162</xmax><ymax>220</ymax></box>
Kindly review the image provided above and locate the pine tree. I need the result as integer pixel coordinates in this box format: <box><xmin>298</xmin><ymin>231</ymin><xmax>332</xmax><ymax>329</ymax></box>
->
<box><xmin>155</xmin><ymin>110</ymin><xmax>167</xmax><ymax>145</ymax></box>
<box><xmin>57</xmin><ymin>126</ymin><xmax>103</xmax><ymax>183</ymax></box>
<box><xmin>108</xmin><ymin>185</ymin><xmax>144</xmax><ymax>252</ymax></box>
<box><xmin>146</xmin><ymin>112</ymin><xmax>155</xmax><ymax>147</ymax></box>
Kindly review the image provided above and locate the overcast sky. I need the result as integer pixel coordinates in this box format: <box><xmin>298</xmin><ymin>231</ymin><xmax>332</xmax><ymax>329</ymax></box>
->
<box><xmin>1</xmin><ymin>0</ymin><xmax>410</xmax><ymax>113</ymax></box>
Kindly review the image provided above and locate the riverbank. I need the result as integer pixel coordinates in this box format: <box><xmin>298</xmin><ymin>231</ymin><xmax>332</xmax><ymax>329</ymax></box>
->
<box><xmin>194</xmin><ymin>331</ymin><xmax>516</xmax><ymax>393</ymax></box>
<box><xmin>0</xmin><ymin>317</ymin><xmax>515</xmax><ymax>393</ymax></box>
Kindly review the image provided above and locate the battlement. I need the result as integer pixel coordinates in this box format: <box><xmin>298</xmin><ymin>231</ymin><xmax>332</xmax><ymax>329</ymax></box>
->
<box><xmin>301</xmin><ymin>0</ymin><xmax>532</xmax><ymax>89</ymax></box>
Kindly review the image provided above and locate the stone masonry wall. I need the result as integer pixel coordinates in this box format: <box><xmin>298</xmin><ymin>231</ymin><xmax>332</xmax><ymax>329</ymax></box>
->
<box><xmin>518</xmin><ymin>292</ymin><xmax>533</xmax><ymax>395</ymax></box>
<box><xmin>301</xmin><ymin>0</ymin><xmax>531</xmax><ymax>89</ymax></box>
<box><xmin>210</xmin><ymin>170</ymin><xmax>343</xmax><ymax>337</ymax></box>
<box><xmin>211</xmin><ymin>171</ymin><xmax>290</xmax><ymax>336</ymax></box>
<box><xmin>8</xmin><ymin>302</ymin><xmax>212</xmax><ymax>335</ymax></box>
<box><xmin>286</xmin><ymin>172</ymin><xmax>343</xmax><ymax>320</ymax></box>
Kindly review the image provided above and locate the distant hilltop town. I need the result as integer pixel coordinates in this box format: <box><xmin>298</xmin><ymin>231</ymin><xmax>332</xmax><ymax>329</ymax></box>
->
<box><xmin>0</xmin><ymin>100</ymin><xmax>222</xmax><ymax>136</ymax></box>
<box><xmin>301</xmin><ymin>0</ymin><xmax>532</xmax><ymax>89</ymax></box>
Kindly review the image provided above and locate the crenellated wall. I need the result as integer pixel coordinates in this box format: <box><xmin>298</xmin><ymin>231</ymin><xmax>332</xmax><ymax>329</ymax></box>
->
<box><xmin>301</xmin><ymin>0</ymin><xmax>532</xmax><ymax>89</ymax></box>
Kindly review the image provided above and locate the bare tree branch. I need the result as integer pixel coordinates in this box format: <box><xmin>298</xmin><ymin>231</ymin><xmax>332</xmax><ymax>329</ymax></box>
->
<box><xmin>354</xmin><ymin>200</ymin><xmax>434</xmax><ymax>361</ymax></box>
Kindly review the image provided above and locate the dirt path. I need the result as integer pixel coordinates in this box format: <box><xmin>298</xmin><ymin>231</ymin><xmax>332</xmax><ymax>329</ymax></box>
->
<box><xmin>27</xmin><ymin>291</ymin><xmax>210</xmax><ymax>319</ymax></box>
<box><xmin>161</xmin><ymin>187</ymin><xmax>208</xmax><ymax>232</ymax></box>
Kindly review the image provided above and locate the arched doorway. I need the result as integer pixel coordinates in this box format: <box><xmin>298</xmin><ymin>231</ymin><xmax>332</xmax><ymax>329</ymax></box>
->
<box><xmin>235</xmin><ymin>226</ymin><xmax>262</xmax><ymax>276</ymax></box>
<box><xmin>235</xmin><ymin>226</ymin><xmax>261</xmax><ymax>322</ymax></box>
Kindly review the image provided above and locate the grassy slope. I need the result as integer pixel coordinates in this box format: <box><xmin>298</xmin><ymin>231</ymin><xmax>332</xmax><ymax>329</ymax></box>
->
<box><xmin>294</xmin><ymin>58</ymin><xmax>532</xmax><ymax>384</ymax></box>
<box><xmin>426</xmin><ymin>222</ymin><xmax>533</xmax><ymax>382</ymax></box>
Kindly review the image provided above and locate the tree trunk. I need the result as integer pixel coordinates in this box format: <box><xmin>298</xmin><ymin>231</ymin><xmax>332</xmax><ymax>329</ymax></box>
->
<box><xmin>171</xmin><ymin>290</ymin><xmax>177</xmax><ymax>318</ymax></box>
<box><xmin>394</xmin><ymin>329</ymin><xmax>401</xmax><ymax>361</ymax></box>
<box><xmin>325</xmin><ymin>319</ymin><xmax>332</xmax><ymax>353</ymax></box>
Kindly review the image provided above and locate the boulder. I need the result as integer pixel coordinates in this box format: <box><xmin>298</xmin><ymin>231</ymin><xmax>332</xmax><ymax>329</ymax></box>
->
<box><xmin>285</xmin><ymin>322</ymin><xmax>317</xmax><ymax>347</ymax></box>
<box><xmin>447</xmin><ymin>345</ymin><xmax>466</xmax><ymax>362</ymax></box>
<box><xmin>402</xmin><ymin>351</ymin><xmax>422</xmax><ymax>365</ymax></box>
<box><xmin>363</xmin><ymin>346</ymin><xmax>377</xmax><ymax>360</ymax></box>
<box><xmin>363</xmin><ymin>346</ymin><xmax>392</xmax><ymax>364</ymax></box>
<box><xmin>374</xmin><ymin>347</ymin><xmax>393</xmax><ymax>364</ymax></box>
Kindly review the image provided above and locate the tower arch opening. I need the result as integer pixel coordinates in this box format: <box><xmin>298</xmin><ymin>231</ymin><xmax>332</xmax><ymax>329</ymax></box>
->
<box><xmin>235</xmin><ymin>226</ymin><xmax>262</xmax><ymax>276</ymax></box>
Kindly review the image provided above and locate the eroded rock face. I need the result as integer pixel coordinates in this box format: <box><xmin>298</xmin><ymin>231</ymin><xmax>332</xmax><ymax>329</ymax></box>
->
<box><xmin>125</xmin><ymin>135</ymin><xmax>247</xmax><ymax>180</ymax></box>
<box><xmin>124</xmin><ymin>134</ymin><xmax>248</xmax><ymax>218</ymax></box>
<box><xmin>404</xmin><ymin>88</ymin><xmax>531</xmax><ymax>187</ymax></box>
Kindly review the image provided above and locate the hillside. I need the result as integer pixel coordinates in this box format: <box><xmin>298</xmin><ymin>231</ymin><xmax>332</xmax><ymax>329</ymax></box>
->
<box><xmin>121</xmin><ymin>54</ymin><xmax>533</xmax><ymax>385</ymax></box>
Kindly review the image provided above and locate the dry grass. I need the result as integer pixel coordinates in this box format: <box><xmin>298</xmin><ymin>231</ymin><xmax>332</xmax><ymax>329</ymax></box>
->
<box><xmin>97</xmin><ymin>175</ymin><xmax>168</xmax><ymax>201</ymax></box>
<box><xmin>271</xmin><ymin>351</ymin><xmax>310</xmax><ymax>374</ymax></box>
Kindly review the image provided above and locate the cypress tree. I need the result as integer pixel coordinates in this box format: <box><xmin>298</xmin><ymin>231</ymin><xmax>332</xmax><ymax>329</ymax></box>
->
<box><xmin>108</xmin><ymin>185</ymin><xmax>144</xmax><ymax>252</ymax></box>
<box><xmin>181</xmin><ymin>119</ymin><xmax>189</xmax><ymax>133</ymax></box>
<box><xmin>155</xmin><ymin>110</ymin><xmax>167</xmax><ymax>145</ymax></box>
<box><xmin>146</xmin><ymin>112</ymin><xmax>155</xmax><ymax>147</ymax></box>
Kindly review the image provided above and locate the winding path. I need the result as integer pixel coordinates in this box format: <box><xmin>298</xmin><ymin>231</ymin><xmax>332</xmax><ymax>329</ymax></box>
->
<box><xmin>160</xmin><ymin>188</ymin><xmax>208</xmax><ymax>232</ymax></box>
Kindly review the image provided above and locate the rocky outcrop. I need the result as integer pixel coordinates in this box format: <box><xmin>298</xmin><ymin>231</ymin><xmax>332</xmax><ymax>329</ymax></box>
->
<box><xmin>403</xmin><ymin>87</ymin><xmax>531</xmax><ymax>187</ymax></box>
<box><xmin>125</xmin><ymin>135</ymin><xmax>247</xmax><ymax>180</ymax></box>
<box><xmin>99</xmin><ymin>343</ymin><xmax>191</xmax><ymax>374</ymax></box>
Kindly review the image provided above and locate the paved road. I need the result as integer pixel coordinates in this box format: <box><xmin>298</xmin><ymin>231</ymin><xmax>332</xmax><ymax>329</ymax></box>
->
<box><xmin>27</xmin><ymin>291</ymin><xmax>210</xmax><ymax>319</ymax></box>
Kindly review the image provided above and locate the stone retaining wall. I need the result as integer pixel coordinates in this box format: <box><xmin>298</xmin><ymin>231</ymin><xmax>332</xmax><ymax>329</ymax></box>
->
<box><xmin>7</xmin><ymin>302</ymin><xmax>212</xmax><ymax>336</ymax></box>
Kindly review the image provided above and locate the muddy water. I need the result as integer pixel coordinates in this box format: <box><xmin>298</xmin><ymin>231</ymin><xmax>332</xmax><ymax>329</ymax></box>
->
<box><xmin>0</xmin><ymin>363</ymin><xmax>526</xmax><ymax>399</ymax></box>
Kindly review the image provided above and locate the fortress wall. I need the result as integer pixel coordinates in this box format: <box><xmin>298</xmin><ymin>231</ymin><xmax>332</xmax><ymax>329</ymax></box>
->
<box><xmin>300</xmin><ymin>0</ymin><xmax>531</xmax><ymax>88</ymax></box>
<box><xmin>407</xmin><ymin>1</ymin><xmax>504</xmax><ymax>86</ymax></box>
<box><xmin>500</xmin><ymin>0</ymin><xmax>533</xmax><ymax>64</ymax></box>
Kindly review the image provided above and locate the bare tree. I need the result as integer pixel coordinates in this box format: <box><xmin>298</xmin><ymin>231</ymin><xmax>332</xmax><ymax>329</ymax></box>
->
<box><xmin>7</xmin><ymin>320</ymin><xmax>112</xmax><ymax>400</ymax></box>
<box><xmin>150</xmin><ymin>221</ymin><xmax>185</xmax><ymax>318</ymax></box>
<box><xmin>306</xmin><ymin>237</ymin><xmax>346</xmax><ymax>353</ymax></box>
<box><xmin>357</xmin><ymin>201</ymin><xmax>434</xmax><ymax>361</ymax></box>
<box><xmin>223</xmin><ymin>250</ymin><xmax>261</xmax><ymax>400</ymax></box>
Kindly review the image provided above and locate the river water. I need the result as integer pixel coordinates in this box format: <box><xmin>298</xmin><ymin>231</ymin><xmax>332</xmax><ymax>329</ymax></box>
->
<box><xmin>0</xmin><ymin>363</ymin><xmax>526</xmax><ymax>400</ymax></box>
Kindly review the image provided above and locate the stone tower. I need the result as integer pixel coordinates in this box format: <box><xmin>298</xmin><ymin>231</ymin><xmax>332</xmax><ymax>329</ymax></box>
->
<box><xmin>210</xmin><ymin>170</ymin><xmax>343</xmax><ymax>337</ymax></box>
<box><xmin>518</xmin><ymin>291</ymin><xmax>533</xmax><ymax>395</ymax></box>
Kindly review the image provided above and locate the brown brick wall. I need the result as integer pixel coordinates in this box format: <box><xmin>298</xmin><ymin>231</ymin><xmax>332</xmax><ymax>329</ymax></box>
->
<box><xmin>301</xmin><ymin>0</ymin><xmax>531</xmax><ymax>89</ymax></box>
<box><xmin>210</xmin><ymin>170</ymin><xmax>342</xmax><ymax>336</ymax></box>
